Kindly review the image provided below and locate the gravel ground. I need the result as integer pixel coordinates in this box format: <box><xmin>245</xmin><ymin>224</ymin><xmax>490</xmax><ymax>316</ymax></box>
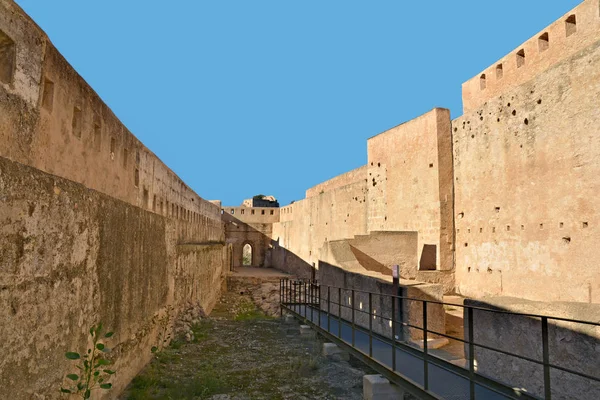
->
<box><xmin>120</xmin><ymin>290</ymin><xmax>376</xmax><ymax>400</ymax></box>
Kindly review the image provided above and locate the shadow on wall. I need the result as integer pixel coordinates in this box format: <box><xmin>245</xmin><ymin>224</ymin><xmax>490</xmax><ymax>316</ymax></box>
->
<box><xmin>349</xmin><ymin>245</ymin><xmax>391</xmax><ymax>276</ymax></box>
<box><xmin>221</xmin><ymin>212</ymin><xmax>272</xmax><ymax>268</ymax></box>
<box><xmin>270</xmin><ymin>242</ymin><xmax>314</xmax><ymax>280</ymax></box>
<box><xmin>463</xmin><ymin>298</ymin><xmax>600</xmax><ymax>400</ymax></box>
<box><xmin>317</xmin><ymin>260</ymin><xmax>446</xmax><ymax>341</ymax></box>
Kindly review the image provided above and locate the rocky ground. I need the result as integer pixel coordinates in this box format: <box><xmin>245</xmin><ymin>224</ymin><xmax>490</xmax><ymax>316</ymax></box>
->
<box><xmin>120</xmin><ymin>287</ymin><xmax>376</xmax><ymax>400</ymax></box>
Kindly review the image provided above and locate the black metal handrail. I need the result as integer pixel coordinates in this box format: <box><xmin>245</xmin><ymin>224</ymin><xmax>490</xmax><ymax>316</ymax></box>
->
<box><xmin>279</xmin><ymin>278</ymin><xmax>600</xmax><ymax>400</ymax></box>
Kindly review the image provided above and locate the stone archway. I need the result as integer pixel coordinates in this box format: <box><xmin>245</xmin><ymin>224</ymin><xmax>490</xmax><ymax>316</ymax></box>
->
<box><xmin>242</xmin><ymin>242</ymin><xmax>254</xmax><ymax>266</ymax></box>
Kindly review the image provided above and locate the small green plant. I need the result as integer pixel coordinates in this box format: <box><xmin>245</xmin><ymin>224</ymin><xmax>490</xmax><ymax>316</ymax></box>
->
<box><xmin>60</xmin><ymin>323</ymin><xmax>116</xmax><ymax>399</ymax></box>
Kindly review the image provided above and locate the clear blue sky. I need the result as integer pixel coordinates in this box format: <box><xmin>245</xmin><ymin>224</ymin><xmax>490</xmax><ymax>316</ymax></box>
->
<box><xmin>16</xmin><ymin>0</ymin><xmax>581</xmax><ymax>206</ymax></box>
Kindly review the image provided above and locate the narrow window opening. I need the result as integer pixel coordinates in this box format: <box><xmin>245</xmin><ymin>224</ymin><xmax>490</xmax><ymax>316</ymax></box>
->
<box><xmin>538</xmin><ymin>32</ymin><xmax>549</xmax><ymax>52</ymax></box>
<box><xmin>72</xmin><ymin>107</ymin><xmax>82</xmax><ymax>138</ymax></box>
<box><xmin>261</xmin><ymin>210</ymin><xmax>265</xmax><ymax>215</ymax></box>
<box><xmin>230</xmin><ymin>209</ymin><xmax>234</xmax><ymax>215</ymax></box>
<box><xmin>143</xmin><ymin>188</ymin><xmax>149</xmax><ymax>208</ymax></box>
<box><xmin>134</xmin><ymin>168</ymin><xmax>139</xmax><ymax>187</ymax></box>
<box><xmin>480</xmin><ymin>74</ymin><xmax>486</xmax><ymax>90</ymax></box>
<box><xmin>153</xmin><ymin>195</ymin><xmax>156</xmax><ymax>211</ymax></box>
<box><xmin>0</xmin><ymin>29</ymin><xmax>16</xmax><ymax>84</ymax></box>
<box><xmin>516</xmin><ymin>49</ymin><xmax>525</xmax><ymax>68</ymax></box>
<box><xmin>565</xmin><ymin>15</ymin><xmax>577</xmax><ymax>37</ymax></box>
<box><xmin>110</xmin><ymin>137</ymin><xmax>116</xmax><ymax>159</ymax></box>
<box><xmin>251</xmin><ymin>210</ymin><xmax>255</xmax><ymax>215</ymax></box>
<box><xmin>42</xmin><ymin>79</ymin><xmax>55</xmax><ymax>111</ymax></box>
<box><xmin>496</xmin><ymin>64</ymin><xmax>503</xmax><ymax>79</ymax></box>
<box><xmin>93</xmin><ymin>124</ymin><xmax>101</xmax><ymax>152</ymax></box>
<box><xmin>270</xmin><ymin>210</ymin><xmax>274</xmax><ymax>215</ymax></box>
<box><xmin>241</xmin><ymin>209</ymin><xmax>245</xmax><ymax>215</ymax></box>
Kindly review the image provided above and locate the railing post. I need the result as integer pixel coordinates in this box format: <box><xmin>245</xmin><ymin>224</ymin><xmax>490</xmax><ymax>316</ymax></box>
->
<box><xmin>338</xmin><ymin>287</ymin><xmax>342</xmax><ymax>339</ymax></box>
<box><xmin>468</xmin><ymin>307</ymin><xmax>475</xmax><ymax>400</ymax></box>
<box><xmin>318</xmin><ymin>283</ymin><xmax>321</xmax><ymax>327</ymax></box>
<box><xmin>542</xmin><ymin>316</ymin><xmax>552</xmax><ymax>399</ymax></box>
<box><xmin>369</xmin><ymin>292</ymin><xmax>373</xmax><ymax>358</ymax></box>
<box><xmin>423</xmin><ymin>301</ymin><xmax>429</xmax><ymax>390</ymax></box>
<box><xmin>392</xmin><ymin>292</ymin><xmax>396</xmax><ymax>371</ymax></box>
<box><xmin>327</xmin><ymin>286</ymin><xmax>331</xmax><ymax>333</ymax></box>
<box><xmin>310</xmin><ymin>281</ymin><xmax>314</xmax><ymax>323</ymax></box>
<box><xmin>304</xmin><ymin>281</ymin><xmax>308</xmax><ymax>318</ymax></box>
<box><xmin>351</xmin><ymin>289</ymin><xmax>356</xmax><ymax>347</ymax></box>
<box><xmin>279</xmin><ymin>279</ymin><xmax>283</xmax><ymax>317</ymax></box>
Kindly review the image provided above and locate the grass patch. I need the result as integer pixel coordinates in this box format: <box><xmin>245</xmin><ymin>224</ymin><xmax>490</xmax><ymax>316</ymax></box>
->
<box><xmin>234</xmin><ymin>298</ymin><xmax>272</xmax><ymax>321</ymax></box>
<box><xmin>190</xmin><ymin>320</ymin><xmax>213</xmax><ymax>343</ymax></box>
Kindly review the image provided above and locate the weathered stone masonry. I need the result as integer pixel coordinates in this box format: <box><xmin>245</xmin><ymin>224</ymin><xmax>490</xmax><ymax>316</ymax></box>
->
<box><xmin>0</xmin><ymin>0</ymin><xmax>228</xmax><ymax>398</ymax></box>
<box><xmin>270</xmin><ymin>0</ymin><xmax>600</xmax><ymax>305</ymax></box>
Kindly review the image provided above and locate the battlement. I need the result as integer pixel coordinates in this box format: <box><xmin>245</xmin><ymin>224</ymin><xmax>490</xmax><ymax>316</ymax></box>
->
<box><xmin>0</xmin><ymin>0</ymin><xmax>221</xmax><ymax>225</ymax></box>
<box><xmin>221</xmin><ymin>206</ymin><xmax>280</xmax><ymax>224</ymax></box>
<box><xmin>462</xmin><ymin>0</ymin><xmax>600</xmax><ymax>113</ymax></box>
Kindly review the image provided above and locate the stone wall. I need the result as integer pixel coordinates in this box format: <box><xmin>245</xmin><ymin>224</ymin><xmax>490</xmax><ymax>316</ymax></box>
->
<box><xmin>462</xmin><ymin>0</ymin><xmax>600</xmax><ymax>113</ymax></box>
<box><xmin>305</xmin><ymin>165</ymin><xmax>367</xmax><ymax>198</ymax></box>
<box><xmin>274</xmin><ymin>1</ymin><xmax>600</xmax><ymax>303</ymax></box>
<box><xmin>464</xmin><ymin>297</ymin><xmax>600</xmax><ymax>399</ymax></box>
<box><xmin>0</xmin><ymin>155</ymin><xmax>226</xmax><ymax>399</ymax></box>
<box><xmin>0</xmin><ymin>1</ymin><xmax>227</xmax><ymax>398</ymax></box>
<box><xmin>221</xmin><ymin>206</ymin><xmax>280</xmax><ymax>224</ymax></box>
<box><xmin>274</xmin><ymin>108</ymin><xmax>454</xmax><ymax>291</ymax></box>
<box><xmin>222</xmin><ymin>211</ymin><xmax>273</xmax><ymax>268</ymax></box>
<box><xmin>317</xmin><ymin>261</ymin><xmax>445</xmax><ymax>341</ymax></box>
<box><xmin>366</xmin><ymin>108</ymin><xmax>454</xmax><ymax>275</ymax></box>
<box><xmin>453</xmin><ymin>34</ymin><xmax>600</xmax><ymax>302</ymax></box>
<box><xmin>273</xmin><ymin>178</ymin><xmax>368</xmax><ymax>265</ymax></box>
<box><xmin>0</xmin><ymin>0</ymin><xmax>220</xmax><ymax>225</ymax></box>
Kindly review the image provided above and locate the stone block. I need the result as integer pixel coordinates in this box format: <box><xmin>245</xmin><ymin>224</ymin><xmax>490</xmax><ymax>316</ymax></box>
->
<box><xmin>409</xmin><ymin>337</ymin><xmax>449</xmax><ymax>350</ymax></box>
<box><xmin>322</xmin><ymin>342</ymin><xmax>349</xmax><ymax>361</ymax></box>
<box><xmin>284</xmin><ymin>314</ymin><xmax>296</xmax><ymax>324</ymax></box>
<box><xmin>299</xmin><ymin>325</ymin><xmax>315</xmax><ymax>338</ymax></box>
<box><xmin>362</xmin><ymin>374</ymin><xmax>404</xmax><ymax>400</ymax></box>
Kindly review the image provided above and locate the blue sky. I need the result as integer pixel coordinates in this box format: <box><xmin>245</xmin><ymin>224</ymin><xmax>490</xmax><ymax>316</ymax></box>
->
<box><xmin>16</xmin><ymin>0</ymin><xmax>581</xmax><ymax>206</ymax></box>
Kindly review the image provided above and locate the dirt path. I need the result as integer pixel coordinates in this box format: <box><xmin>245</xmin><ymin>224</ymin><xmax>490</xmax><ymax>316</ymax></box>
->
<box><xmin>120</xmin><ymin>291</ymin><xmax>374</xmax><ymax>400</ymax></box>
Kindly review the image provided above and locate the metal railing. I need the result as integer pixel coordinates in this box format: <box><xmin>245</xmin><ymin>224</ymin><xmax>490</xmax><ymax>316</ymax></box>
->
<box><xmin>279</xmin><ymin>278</ymin><xmax>600</xmax><ymax>400</ymax></box>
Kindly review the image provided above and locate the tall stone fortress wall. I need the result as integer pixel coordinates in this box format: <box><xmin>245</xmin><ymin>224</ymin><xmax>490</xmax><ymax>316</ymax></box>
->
<box><xmin>273</xmin><ymin>0</ymin><xmax>600</xmax><ymax>303</ymax></box>
<box><xmin>462</xmin><ymin>0</ymin><xmax>600</xmax><ymax>113</ymax></box>
<box><xmin>273</xmin><ymin>168</ymin><xmax>369</xmax><ymax>267</ymax></box>
<box><xmin>0</xmin><ymin>0</ymin><xmax>227</xmax><ymax>398</ymax></box>
<box><xmin>453</xmin><ymin>0</ymin><xmax>600</xmax><ymax>302</ymax></box>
